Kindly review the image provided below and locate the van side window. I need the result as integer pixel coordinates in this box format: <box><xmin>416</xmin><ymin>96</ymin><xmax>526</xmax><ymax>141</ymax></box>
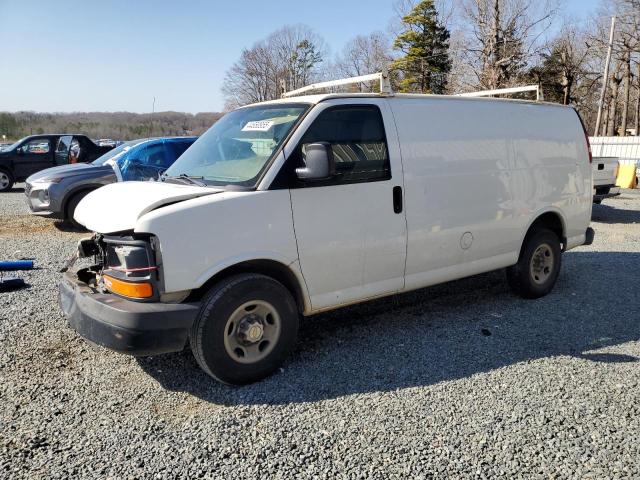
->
<box><xmin>277</xmin><ymin>105</ymin><xmax>390</xmax><ymax>188</ymax></box>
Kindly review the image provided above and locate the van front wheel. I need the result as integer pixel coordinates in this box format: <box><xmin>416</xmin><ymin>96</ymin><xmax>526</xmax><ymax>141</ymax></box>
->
<box><xmin>507</xmin><ymin>229</ymin><xmax>561</xmax><ymax>299</ymax></box>
<box><xmin>190</xmin><ymin>274</ymin><xmax>299</xmax><ymax>385</ymax></box>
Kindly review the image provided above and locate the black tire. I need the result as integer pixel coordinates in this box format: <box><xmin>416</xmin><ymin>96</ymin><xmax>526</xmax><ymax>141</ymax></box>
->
<box><xmin>0</xmin><ymin>169</ymin><xmax>14</xmax><ymax>192</ymax></box>
<box><xmin>190</xmin><ymin>273</ymin><xmax>299</xmax><ymax>385</ymax></box>
<box><xmin>506</xmin><ymin>228</ymin><xmax>562</xmax><ymax>299</ymax></box>
<box><xmin>65</xmin><ymin>191</ymin><xmax>91</xmax><ymax>230</ymax></box>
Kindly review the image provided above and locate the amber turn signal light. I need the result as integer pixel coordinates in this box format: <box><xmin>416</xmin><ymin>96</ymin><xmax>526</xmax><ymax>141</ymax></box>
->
<box><xmin>103</xmin><ymin>275</ymin><xmax>153</xmax><ymax>299</ymax></box>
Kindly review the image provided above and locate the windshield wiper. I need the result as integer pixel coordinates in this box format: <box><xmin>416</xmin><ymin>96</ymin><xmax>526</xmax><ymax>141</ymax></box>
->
<box><xmin>162</xmin><ymin>173</ymin><xmax>207</xmax><ymax>187</ymax></box>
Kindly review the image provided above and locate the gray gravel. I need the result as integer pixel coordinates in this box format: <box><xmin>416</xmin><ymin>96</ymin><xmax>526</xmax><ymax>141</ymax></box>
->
<box><xmin>1</xmin><ymin>183</ymin><xmax>640</xmax><ymax>479</ymax></box>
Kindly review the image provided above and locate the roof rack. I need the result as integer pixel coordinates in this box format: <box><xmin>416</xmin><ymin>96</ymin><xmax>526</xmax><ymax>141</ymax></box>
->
<box><xmin>281</xmin><ymin>69</ymin><xmax>392</xmax><ymax>98</ymax></box>
<box><xmin>455</xmin><ymin>85</ymin><xmax>543</xmax><ymax>101</ymax></box>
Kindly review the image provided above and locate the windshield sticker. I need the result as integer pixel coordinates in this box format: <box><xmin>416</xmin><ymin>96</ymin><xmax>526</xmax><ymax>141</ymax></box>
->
<box><xmin>242</xmin><ymin>120</ymin><xmax>274</xmax><ymax>132</ymax></box>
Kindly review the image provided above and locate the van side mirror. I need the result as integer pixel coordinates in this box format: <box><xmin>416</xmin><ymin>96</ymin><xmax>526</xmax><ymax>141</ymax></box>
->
<box><xmin>296</xmin><ymin>142</ymin><xmax>333</xmax><ymax>181</ymax></box>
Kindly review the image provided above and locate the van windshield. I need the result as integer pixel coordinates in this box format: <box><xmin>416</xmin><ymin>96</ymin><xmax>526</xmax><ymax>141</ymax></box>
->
<box><xmin>164</xmin><ymin>104</ymin><xmax>309</xmax><ymax>187</ymax></box>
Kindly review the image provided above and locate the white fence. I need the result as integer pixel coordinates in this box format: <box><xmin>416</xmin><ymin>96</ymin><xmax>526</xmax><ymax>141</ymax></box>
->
<box><xmin>589</xmin><ymin>137</ymin><xmax>640</xmax><ymax>166</ymax></box>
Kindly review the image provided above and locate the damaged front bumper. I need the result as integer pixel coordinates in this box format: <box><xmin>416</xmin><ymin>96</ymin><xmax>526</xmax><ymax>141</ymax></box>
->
<box><xmin>59</xmin><ymin>269</ymin><xmax>200</xmax><ymax>356</ymax></box>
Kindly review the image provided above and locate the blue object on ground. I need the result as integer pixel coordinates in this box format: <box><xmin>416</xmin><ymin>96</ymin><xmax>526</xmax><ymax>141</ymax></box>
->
<box><xmin>0</xmin><ymin>260</ymin><xmax>34</xmax><ymax>271</ymax></box>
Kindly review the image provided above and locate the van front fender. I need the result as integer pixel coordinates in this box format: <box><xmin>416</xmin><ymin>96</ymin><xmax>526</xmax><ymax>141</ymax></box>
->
<box><xmin>192</xmin><ymin>255</ymin><xmax>311</xmax><ymax>314</ymax></box>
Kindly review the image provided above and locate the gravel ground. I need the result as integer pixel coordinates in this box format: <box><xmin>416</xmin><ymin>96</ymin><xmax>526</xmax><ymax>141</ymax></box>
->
<box><xmin>1</xmin><ymin>184</ymin><xmax>639</xmax><ymax>479</ymax></box>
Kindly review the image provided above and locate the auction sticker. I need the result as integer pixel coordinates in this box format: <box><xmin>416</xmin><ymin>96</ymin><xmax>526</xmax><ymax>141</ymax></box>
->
<box><xmin>242</xmin><ymin>120</ymin><xmax>274</xmax><ymax>132</ymax></box>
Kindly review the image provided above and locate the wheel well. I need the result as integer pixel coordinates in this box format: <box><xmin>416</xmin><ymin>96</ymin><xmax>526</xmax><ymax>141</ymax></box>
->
<box><xmin>526</xmin><ymin>212</ymin><xmax>565</xmax><ymax>246</ymax></box>
<box><xmin>64</xmin><ymin>187</ymin><xmax>96</xmax><ymax>217</ymax></box>
<box><xmin>187</xmin><ymin>260</ymin><xmax>306</xmax><ymax>313</ymax></box>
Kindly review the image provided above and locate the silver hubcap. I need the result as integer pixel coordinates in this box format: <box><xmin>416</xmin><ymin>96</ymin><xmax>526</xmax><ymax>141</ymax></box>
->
<box><xmin>0</xmin><ymin>172</ymin><xmax>9</xmax><ymax>189</ymax></box>
<box><xmin>530</xmin><ymin>243</ymin><xmax>554</xmax><ymax>285</ymax></box>
<box><xmin>223</xmin><ymin>300</ymin><xmax>281</xmax><ymax>364</ymax></box>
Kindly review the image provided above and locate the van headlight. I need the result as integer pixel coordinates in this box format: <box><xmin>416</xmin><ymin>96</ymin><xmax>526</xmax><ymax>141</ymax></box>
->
<box><xmin>105</xmin><ymin>243</ymin><xmax>156</xmax><ymax>278</ymax></box>
<box><xmin>102</xmin><ymin>236</ymin><xmax>158</xmax><ymax>300</ymax></box>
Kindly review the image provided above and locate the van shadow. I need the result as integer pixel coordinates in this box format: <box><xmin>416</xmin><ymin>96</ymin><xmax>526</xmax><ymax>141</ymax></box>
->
<box><xmin>592</xmin><ymin>201</ymin><xmax>640</xmax><ymax>224</ymax></box>
<box><xmin>53</xmin><ymin>221</ymin><xmax>88</xmax><ymax>233</ymax></box>
<box><xmin>137</xmin><ymin>251</ymin><xmax>640</xmax><ymax>405</ymax></box>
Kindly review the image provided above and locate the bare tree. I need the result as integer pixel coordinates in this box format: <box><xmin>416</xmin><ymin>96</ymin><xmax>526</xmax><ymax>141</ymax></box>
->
<box><xmin>333</xmin><ymin>32</ymin><xmax>393</xmax><ymax>91</ymax></box>
<box><xmin>555</xmin><ymin>28</ymin><xmax>592</xmax><ymax>105</ymax></box>
<box><xmin>528</xmin><ymin>25</ymin><xmax>592</xmax><ymax>106</ymax></box>
<box><xmin>222</xmin><ymin>25</ymin><xmax>327</xmax><ymax>109</ymax></box>
<box><xmin>635</xmin><ymin>62</ymin><xmax>640</xmax><ymax>134</ymax></box>
<box><xmin>615</xmin><ymin>0</ymin><xmax>640</xmax><ymax>135</ymax></box>
<box><xmin>606</xmin><ymin>62</ymin><xmax>623</xmax><ymax>135</ymax></box>
<box><xmin>589</xmin><ymin>0</ymin><xmax>640</xmax><ymax>136</ymax></box>
<box><xmin>459</xmin><ymin>0</ymin><xmax>560</xmax><ymax>90</ymax></box>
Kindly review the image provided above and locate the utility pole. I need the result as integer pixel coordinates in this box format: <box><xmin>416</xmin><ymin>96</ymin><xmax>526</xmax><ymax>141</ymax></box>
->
<box><xmin>594</xmin><ymin>16</ymin><xmax>616</xmax><ymax>136</ymax></box>
<box><xmin>148</xmin><ymin>96</ymin><xmax>156</xmax><ymax>138</ymax></box>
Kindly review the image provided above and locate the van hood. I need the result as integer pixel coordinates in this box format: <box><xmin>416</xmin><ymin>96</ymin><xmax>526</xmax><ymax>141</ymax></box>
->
<box><xmin>74</xmin><ymin>181</ymin><xmax>222</xmax><ymax>233</ymax></box>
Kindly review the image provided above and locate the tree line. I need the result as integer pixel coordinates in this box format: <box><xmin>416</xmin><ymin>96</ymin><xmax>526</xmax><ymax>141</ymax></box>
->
<box><xmin>222</xmin><ymin>0</ymin><xmax>640</xmax><ymax>137</ymax></box>
<box><xmin>0</xmin><ymin>111</ymin><xmax>223</xmax><ymax>142</ymax></box>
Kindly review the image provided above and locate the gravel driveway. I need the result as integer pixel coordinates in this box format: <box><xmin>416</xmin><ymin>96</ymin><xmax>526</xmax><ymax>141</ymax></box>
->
<box><xmin>1</xmin><ymin>184</ymin><xmax>639</xmax><ymax>479</ymax></box>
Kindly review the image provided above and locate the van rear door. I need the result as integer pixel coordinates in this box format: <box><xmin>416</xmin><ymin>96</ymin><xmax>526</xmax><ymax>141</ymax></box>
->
<box><xmin>284</xmin><ymin>100</ymin><xmax>407</xmax><ymax>311</ymax></box>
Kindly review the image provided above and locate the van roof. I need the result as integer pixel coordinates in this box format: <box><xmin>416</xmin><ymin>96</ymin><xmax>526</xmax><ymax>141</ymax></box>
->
<box><xmin>249</xmin><ymin>92</ymin><xmax>570</xmax><ymax>109</ymax></box>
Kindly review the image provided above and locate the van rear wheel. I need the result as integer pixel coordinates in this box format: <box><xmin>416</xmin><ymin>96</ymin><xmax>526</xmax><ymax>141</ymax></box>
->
<box><xmin>190</xmin><ymin>274</ymin><xmax>299</xmax><ymax>385</ymax></box>
<box><xmin>507</xmin><ymin>228</ymin><xmax>561</xmax><ymax>299</ymax></box>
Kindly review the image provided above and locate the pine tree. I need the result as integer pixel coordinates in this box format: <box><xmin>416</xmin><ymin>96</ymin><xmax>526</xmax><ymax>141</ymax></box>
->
<box><xmin>391</xmin><ymin>0</ymin><xmax>451</xmax><ymax>94</ymax></box>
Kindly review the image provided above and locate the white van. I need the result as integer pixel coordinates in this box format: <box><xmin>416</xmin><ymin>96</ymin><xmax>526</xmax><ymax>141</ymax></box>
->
<box><xmin>59</xmin><ymin>92</ymin><xmax>594</xmax><ymax>384</ymax></box>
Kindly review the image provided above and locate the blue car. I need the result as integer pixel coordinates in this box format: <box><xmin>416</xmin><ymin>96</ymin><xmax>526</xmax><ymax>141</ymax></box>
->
<box><xmin>25</xmin><ymin>137</ymin><xmax>197</xmax><ymax>227</ymax></box>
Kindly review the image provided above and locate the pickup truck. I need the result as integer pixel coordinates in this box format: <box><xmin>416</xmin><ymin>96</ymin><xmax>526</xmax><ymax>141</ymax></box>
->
<box><xmin>593</xmin><ymin>156</ymin><xmax>620</xmax><ymax>204</ymax></box>
<box><xmin>0</xmin><ymin>134</ymin><xmax>114</xmax><ymax>192</ymax></box>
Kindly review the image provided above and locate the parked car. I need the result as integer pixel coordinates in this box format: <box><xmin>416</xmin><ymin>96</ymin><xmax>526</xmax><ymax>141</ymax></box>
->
<box><xmin>59</xmin><ymin>93</ymin><xmax>594</xmax><ymax>385</ymax></box>
<box><xmin>0</xmin><ymin>134</ymin><xmax>114</xmax><ymax>192</ymax></box>
<box><xmin>25</xmin><ymin>137</ymin><xmax>196</xmax><ymax>227</ymax></box>
<box><xmin>592</xmin><ymin>156</ymin><xmax>620</xmax><ymax>203</ymax></box>
<box><xmin>95</xmin><ymin>139</ymin><xmax>122</xmax><ymax>148</ymax></box>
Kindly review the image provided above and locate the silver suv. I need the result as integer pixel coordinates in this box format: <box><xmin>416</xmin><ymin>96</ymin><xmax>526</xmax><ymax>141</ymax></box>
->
<box><xmin>25</xmin><ymin>137</ymin><xmax>196</xmax><ymax>227</ymax></box>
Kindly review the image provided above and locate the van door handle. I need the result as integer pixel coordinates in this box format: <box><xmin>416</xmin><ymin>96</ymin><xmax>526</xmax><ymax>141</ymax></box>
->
<box><xmin>393</xmin><ymin>186</ymin><xmax>403</xmax><ymax>214</ymax></box>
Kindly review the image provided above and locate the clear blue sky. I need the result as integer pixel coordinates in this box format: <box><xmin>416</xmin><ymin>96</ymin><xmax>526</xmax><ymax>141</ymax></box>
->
<box><xmin>0</xmin><ymin>0</ymin><xmax>600</xmax><ymax>113</ymax></box>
